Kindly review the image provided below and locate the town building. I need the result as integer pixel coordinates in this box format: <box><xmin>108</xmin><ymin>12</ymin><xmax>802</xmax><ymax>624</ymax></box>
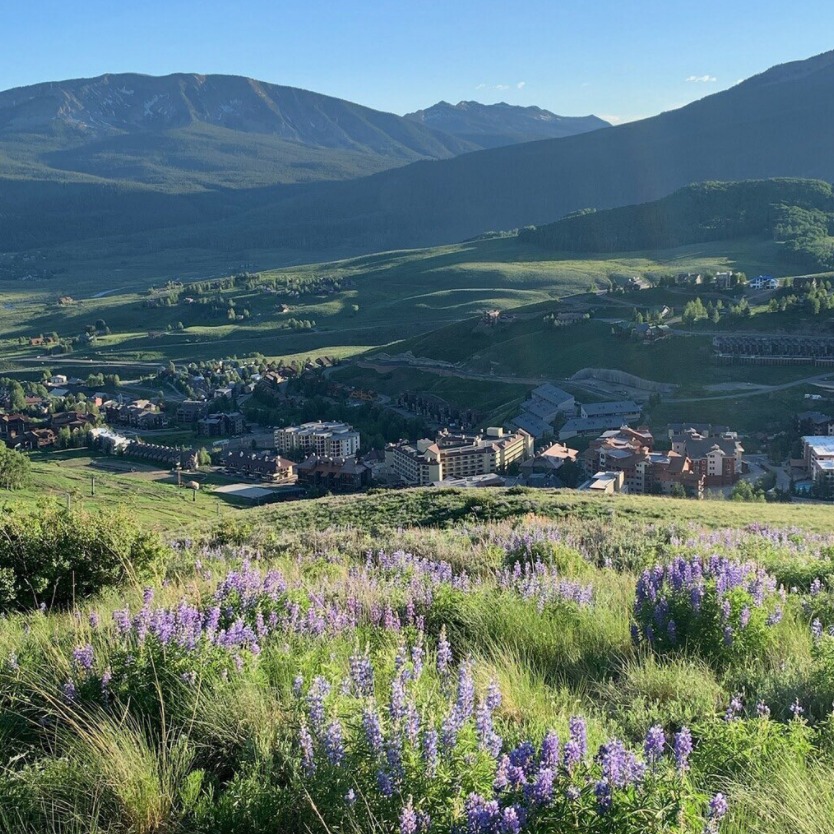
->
<box><xmin>582</xmin><ymin>427</ymin><xmax>704</xmax><ymax>497</ymax></box>
<box><xmin>223</xmin><ymin>449</ymin><xmax>295</xmax><ymax>482</ymax></box>
<box><xmin>296</xmin><ymin>455</ymin><xmax>371</xmax><ymax>492</ymax></box>
<box><xmin>802</xmin><ymin>436</ymin><xmax>834</xmax><ymax>486</ymax></box>
<box><xmin>579</xmin><ymin>401</ymin><xmax>642</xmax><ymax>421</ymax></box>
<box><xmin>519</xmin><ymin>442</ymin><xmax>579</xmax><ymax>485</ymax></box>
<box><xmin>197</xmin><ymin>412</ymin><xmax>245</xmax><ymax>437</ymax></box>
<box><xmin>578</xmin><ymin>471</ymin><xmax>625</xmax><ymax>494</ymax></box>
<box><xmin>512</xmin><ymin>384</ymin><xmax>575</xmax><ymax>439</ymax></box>
<box><xmin>274</xmin><ymin>421</ymin><xmax>361</xmax><ymax>458</ymax></box>
<box><xmin>176</xmin><ymin>399</ymin><xmax>209</xmax><ymax>425</ymax></box>
<box><xmin>669</xmin><ymin>429</ymin><xmax>744</xmax><ymax>486</ymax></box>
<box><xmin>796</xmin><ymin>411</ymin><xmax>834</xmax><ymax>436</ymax></box>
<box><xmin>385</xmin><ymin>427</ymin><xmax>533</xmax><ymax>486</ymax></box>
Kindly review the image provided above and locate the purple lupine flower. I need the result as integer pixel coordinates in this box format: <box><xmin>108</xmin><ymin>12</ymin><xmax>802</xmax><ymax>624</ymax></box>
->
<box><xmin>568</xmin><ymin>715</ymin><xmax>587</xmax><ymax>760</ymax></box>
<box><xmin>344</xmin><ymin>788</ymin><xmax>356</xmax><ymax>806</ymax></box>
<box><xmin>411</xmin><ymin>635</ymin><xmax>424</xmax><ymax>680</ymax></box>
<box><xmin>486</xmin><ymin>680</ymin><xmax>502</xmax><ymax>712</ymax></box>
<box><xmin>594</xmin><ymin>779</ymin><xmax>612</xmax><ymax>813</ymax></box>
<box><xmin>493</xmin><ymin>754</ymin><xmax>510</xmax><ymax>791</ymax></box>
<box><xmin>323</xmin><ymin>720</ymin><xmax>345</xmax><ymax>766</ymax></box>
<box><xmin>674</xmin><ymin>727</ymin><xmax>692</xmax><ymax>772</ymax></box>
<box><xmin>299</xmin><ymin>724</ymin><xmax>316</xmax><ymax>776</ymax></box>
<box><xmin>810</xmin><ymin>578</ymin><xmax>823</xmax><ymax>596</ymax></box>
<box><xmin>540</xmin><ymin>731</ymin><xmax>560</xmax><ymax>769</ymax></box>
<box><xmin>423</xmin><ymin>728</ymin><xmax>439</xmax><ymax>776</ymax></box>
<box><xmin>88</xmin><ymin>612</ymin><xmax>100</xmax><ymax>629</ymax></box>
<box><xmin>500</xmin><ymin>805</ymin><xmax>522</xmax><ymax>834</ymax></box>
<box><xmin>72</xmin><ymin>644</ymin><xmax>94</xmax><ymax>673</ymax></box>
<box><xmin>377</xmin><ymin>770</ymin><xmax>394</xmax><ymax>797</ymax></box>
<box><xmin>61</xmin><ymin>680</ymin><xmax>77</xmax><ymax>703</ymax></box>
<box><xmin>437</xmin><ymin>626</ymin><xmax>452</xmax><ymax>676</ymax></box>
<box><xmin>756</xmin><ymin>701</ymin><xmax>771</xmax><ymax>718</ymax></box>
<box><xmin>307</xmin><ymin>676</ymin><xmax>330</xmax><ymax>733</ymax></box>
<box><xmin>724</xmin><ymin>693</ymin><xmax>743</xmax><ymax>722</ymax></box>
<box><xmin>181</xmin><ymin>670</ymin><xmax>197</xmax><ymax>685</ymax></box>
<box><xmin>644</xmin><ymin>725</ymin><xmax>665</xmax><ymax>764</ymax></box>
<box><xmin>400</xmin><ymin>797</ymin><xmax>417</xmax><ymax>834</ymax></box>
<box><xmin>475</xmin><ymin>700</ymin><xmax>502</xmax><ymax>757</ymax></box>
<box><xmin>455</xmin><ymin>661</ymin><xmax>475</xmax><ymax>722</ymax></box>
<box><xmin>292</xmin><ymin>674</ymin><xmax>304</xmax><ymax>697</ymax></box>
<box><xmin>529</xmin><ymin>767</ymin><xmax>554</xmax><ymax>805</ymax></box>
<box><xmin>790</xmin><ymin>698</ymin><xmax>804</xmax><ymax>717</ymax></box>
<box><xmin>707</xmin><ymin>793</ymin><xmax>728</xmax><ymax>823</ymax></box>
<box><xmin>363</xmin><ymin>708</ymin><xmax>385</xmax><ymax>756</ymax></box>
<box><xmin>349</xmin><ymin>652</ymin><xmax>374</xmax><ymax>696</ymax></box>
<box><xmin>812</xmin><ymin>619</ymin><xmax>823</xmax><ymax>640</ymax></box>
<box><xmin>739</xmin><ymin>607</ymin><xmax>751</xmax><ymax>629</ymax></box>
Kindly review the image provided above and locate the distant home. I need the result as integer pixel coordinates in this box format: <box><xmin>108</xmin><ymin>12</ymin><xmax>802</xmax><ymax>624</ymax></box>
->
<box><xmin>223</xmin><ymin>449</ymin><xmax>295</xmax><ymax>482</ymax></box>
<box><xmin>578</xmin><ymin>471</ymin><xmax>625</xmax><ymax>494</ymax></box>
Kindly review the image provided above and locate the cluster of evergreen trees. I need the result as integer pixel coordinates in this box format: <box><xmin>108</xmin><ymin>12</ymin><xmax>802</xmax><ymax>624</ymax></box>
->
<box><xmin>520</xmin><ymin>179</ymin><xmax>834</xmax><ymax>271</ymax></box>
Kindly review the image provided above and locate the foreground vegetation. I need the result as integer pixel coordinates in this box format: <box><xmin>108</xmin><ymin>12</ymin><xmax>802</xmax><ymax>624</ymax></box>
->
<box><xmin>1</xmin><ymin>492</ymin><xmax>834</xmax><ymax>833</ymax></box>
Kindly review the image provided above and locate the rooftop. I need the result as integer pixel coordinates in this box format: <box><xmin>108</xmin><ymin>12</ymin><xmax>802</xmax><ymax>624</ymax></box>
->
<box><xmin>805</xmin><ymin>436</ymin><xmax>834</xmax><ymax>455</ymax></box>
<box><xmin>581</xmin><ymin>400</ymin><xmax>641</xmax><ymax>417</ymax></box>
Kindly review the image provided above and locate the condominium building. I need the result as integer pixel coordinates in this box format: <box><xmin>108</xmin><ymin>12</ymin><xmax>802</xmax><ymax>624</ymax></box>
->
<box><xmin>803</xmin><ymin>436</ymin><xmax>834</xmax><ymax>485</ymax></box>
<box><xmin>274</xmin><ymin>421</ymin><xmax>360</xmax><ymax>458</ymax></box>
<box><xmin>385</xmin><ymin>427</ymin><xmax>533</xmax><ymax>486</ymax></box>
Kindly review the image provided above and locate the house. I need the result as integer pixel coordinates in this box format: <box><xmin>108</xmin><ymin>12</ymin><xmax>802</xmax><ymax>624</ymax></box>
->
<box><xmin>714</xmin><ymin>271</ymin><xmax>734</xmax><ymax>290</ymax></box>
<box><xmin>0</xmin><ymin>414</ymin><xmax>34</xmax><ymax>442</ymax></box>
<box><xmin>223</xmin><ymin>449</ymin><xmax>295</xmax><ymax>482</ymax></box>
<box><xmin>296</xmin><ymin>455</ymin><xmax>372</xmax><ymax>492</ymax></box>
<box><xmin>12</xmin><ymin>428</ymin><xmax>57</xmax><ymax>450</ymax></box>
<box><xmin>512</xmin><ymin>384</ymin><xmax>576</xmax><ymax>438</ymax></box>
<box><xmin>676</xmin><ymin>273</ymin><xmax>702</xmax><ymax>286</ymax></box>
<box><xmin>750</xmin><ymin>275</ymin><xmax>779</xmax><ymax>291</ymax></box>
<box><xmin>520</xmin><ymin>442</ymin><xmax>578</xmax><ymax>475</ymax></box>
<box><xmin>578</xmin><ymin>471</ymin><xmax>625</xmax><ymax>494</ymax></box>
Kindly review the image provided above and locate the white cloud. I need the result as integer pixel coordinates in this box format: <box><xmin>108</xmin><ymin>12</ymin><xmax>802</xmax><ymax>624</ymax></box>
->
<box><xmin>516</xmin><ymin>81</ymin><xmax>526</xmax><ymax>90</ymax></box>
<box><xmin>475</xmin><ymin>83</ymin><xmax>486</xmax><ymax>90</ymax></box>
<box><xmin>686</xmin><ymin>74</ymin><xmax>717</xmax><ymax>83</ymax></box>
<box><xmin>495</xmin><ymin>84</ymin><xmax>510</xmax><ymax>91</ymax></box>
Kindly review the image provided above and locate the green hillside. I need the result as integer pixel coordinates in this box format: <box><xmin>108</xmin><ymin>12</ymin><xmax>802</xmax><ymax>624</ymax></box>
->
<box><xmin>1</xmin><ymin>490</ymin><xmax>834</xmax><ymax>832</ymax></box>
<box><xmin>520</xmin><ymin>178</ymin><xmax>834</xmax><ymax>271</ymax></box>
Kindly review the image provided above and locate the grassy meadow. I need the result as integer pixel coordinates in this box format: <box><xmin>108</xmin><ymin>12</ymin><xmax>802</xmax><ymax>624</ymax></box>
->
<box><xmin>1</xmin><ymin>490</ymin><xmax>834</xmax><ymax>833</ymax></box>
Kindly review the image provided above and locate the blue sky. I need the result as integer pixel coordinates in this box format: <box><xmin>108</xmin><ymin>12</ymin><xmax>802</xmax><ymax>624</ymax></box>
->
<box><xmin>4</xmin><ymin>1</ymin><xmax>834</xmax><ymax>123</ymax></box>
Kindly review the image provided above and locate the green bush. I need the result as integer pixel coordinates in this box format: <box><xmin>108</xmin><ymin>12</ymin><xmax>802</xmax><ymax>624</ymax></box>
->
<box><xmin>0</xmin><ymin>505</ymin><xmax>165</xmax><ymax>611</ymax></box>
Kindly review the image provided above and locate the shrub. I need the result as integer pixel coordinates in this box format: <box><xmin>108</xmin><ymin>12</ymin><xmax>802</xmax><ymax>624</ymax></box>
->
<box><xmin>0</xmin><ymin>444</ymin><xmax>30</xmax><ymax>490</ymax></box>
<box><xmin>0</xmin><ymin>505</ymin><xmax>165</xmax><ymax>611</ymax></box>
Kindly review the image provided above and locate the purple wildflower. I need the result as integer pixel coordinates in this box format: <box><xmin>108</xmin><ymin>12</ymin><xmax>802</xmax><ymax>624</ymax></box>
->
<box><xmin>323</xmin><ymin>720</ymin><xmax>345</xmax><ymax>766</ymax></box>
<box><xmin>61</xmin><ymin>680</ymin><xmax>77</xmax><ymax>703</ymax></box>
<box><xmin>72</xmin><ymin>644</ymin><xmax>94</xmax><ymax>673</ymax></box>
<box><xmin>756</xmin><ymin>701</ymin><xmax>771</xmax><ymax>718</ymax></box>
<box><xmin>299</xmin><ymin>724</ymin><xmax>316</xmax><ymax>776</ymax></box>
<box><xmin>790</xmin><ymin>698</ymin><xmax>804</xmax><ymax>718</ymax></box>
<box><xmin>540</xmin><ymin>730</ymin><xmax>560</xmax><ymax>769</ymax></box>
<box><xmin>674</xmin><ymin>727</ymin><xmax>692</xmax><ymax>772</ymax></box>
<box><xmin>500</xmin><ymin>805</ymin><xmax>522</xmax><ymax>834</ymax></box>
<box><xmin>644</xmin><ymin>725</ymin><xmax>665</xmax><ymax>764</ymax></box>
<box><xmin>344</xmin><ymin>788</ymin><xmax>356</xmax><ymax>806</ymax></box>
<box><xmin>400</xmin><ymin>797</ymin><xmax>417</xmax><ymax>834</ymax></box>
<box><xmin>437</xmin><ymin>626</ymin><xmax>452</xmax><ymax>676</ymax></box>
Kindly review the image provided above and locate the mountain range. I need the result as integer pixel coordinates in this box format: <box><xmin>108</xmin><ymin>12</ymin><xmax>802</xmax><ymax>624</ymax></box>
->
<box><xmin>403</xmin><ymin>100</ymin><xmax>609</xmax><ymax>148</ymax></box>
<box><xmin>2</xmin><ymin>51</ymin><xmax>834</xmax><ymax>261</ymax></box>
